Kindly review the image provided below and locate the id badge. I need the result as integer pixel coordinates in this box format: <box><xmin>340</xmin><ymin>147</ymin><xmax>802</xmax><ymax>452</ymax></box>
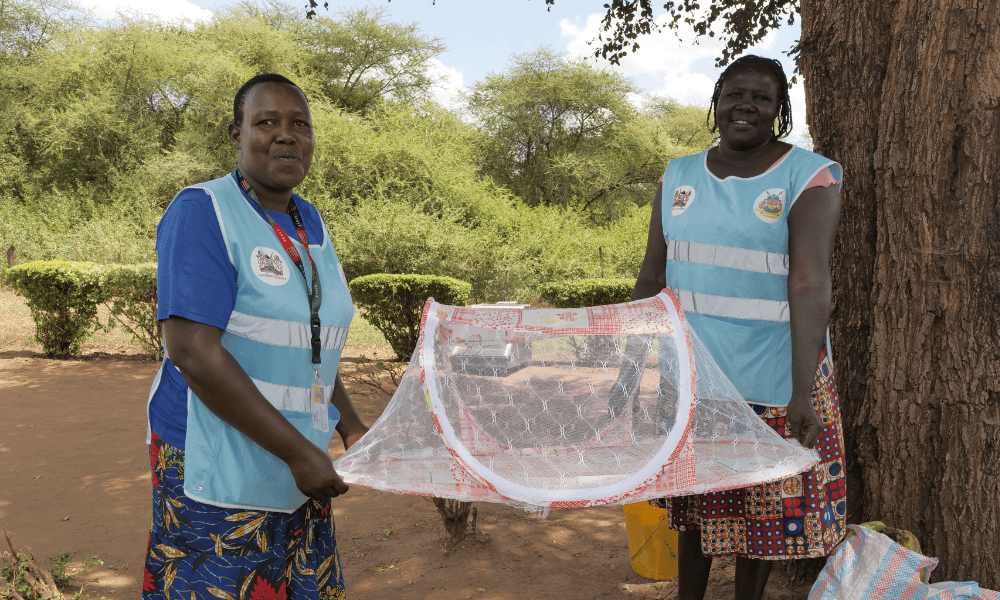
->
<box><xmin>312</xmin><ymin>378</ymin><xmax>329</xmax><ymax>432</ymax></box>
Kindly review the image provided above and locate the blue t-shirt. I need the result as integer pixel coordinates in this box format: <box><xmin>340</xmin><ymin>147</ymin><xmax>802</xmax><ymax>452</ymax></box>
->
<box><xmin>149</xmin><ymin>173</ymin><xmax>328</xmax><ymax>449</ymax></box>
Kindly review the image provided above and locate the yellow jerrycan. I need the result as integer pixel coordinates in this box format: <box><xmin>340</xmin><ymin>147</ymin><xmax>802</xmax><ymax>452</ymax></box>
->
<box><xmin>623</xmin><ymin>501</ymin><xmax>679</xmax><ymax>581</ymax></box>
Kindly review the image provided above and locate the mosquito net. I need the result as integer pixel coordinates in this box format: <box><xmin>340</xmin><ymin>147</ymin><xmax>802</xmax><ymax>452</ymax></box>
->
<box><xmin>333</xmin><ymin>290</ymin><xmax>819</xmax><ymax>509</ymax></box>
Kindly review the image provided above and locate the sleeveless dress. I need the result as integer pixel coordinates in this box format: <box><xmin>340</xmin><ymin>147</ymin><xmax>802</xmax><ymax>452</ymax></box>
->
<box><xmin>659</xmin><ymin>148</ymin><xmax>848</xmax><ymax>559</ymax></box>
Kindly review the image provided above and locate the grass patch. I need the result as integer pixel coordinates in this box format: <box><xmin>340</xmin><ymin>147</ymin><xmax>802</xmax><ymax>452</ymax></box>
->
<box><xmin>346</xmin><ymin>308</ymin><xmax>390</xmax><ymax>349</ymax></box>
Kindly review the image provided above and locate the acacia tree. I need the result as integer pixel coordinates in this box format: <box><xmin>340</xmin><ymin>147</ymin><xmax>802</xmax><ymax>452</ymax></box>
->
<box><xmin>297</xmin><ymin>6</ymin><xmax>445</xmax><ymax>113</ymax></box>
<box><xmin>466</xmin><ymin>47</ymin><xmax>712</xmax><ymax>220</ymax></box>
<box><xmin>0</xmin><ymin>0</ymin><xmax>85</xmax><ymax>198</ymax></box>
<box><xmin>545</xmin><ymin>97</ymin><xmax>715</xmax><ymax>221</ymax></box>
<box><xmin>557</xmin><ymin>0</ymin><xmax>1000</xmax><ymax>586</ymax></box>
<box><xmin>466</xmin><ymin>47</ymin><xmax>638</xmax><ymax>209</ymax></box>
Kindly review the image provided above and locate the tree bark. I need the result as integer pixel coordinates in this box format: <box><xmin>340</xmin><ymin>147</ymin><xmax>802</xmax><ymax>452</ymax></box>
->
<box><xmin>800</xmin><ymin>0</ymin><xmax>1000</xmax><ymax>585</ymax></box>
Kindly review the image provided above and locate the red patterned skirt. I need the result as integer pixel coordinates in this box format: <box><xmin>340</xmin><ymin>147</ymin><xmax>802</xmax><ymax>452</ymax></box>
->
<box><xmin>666</xmin><ymin>348</ymin><xmax>847</xmax><ymax>559</ymax></box>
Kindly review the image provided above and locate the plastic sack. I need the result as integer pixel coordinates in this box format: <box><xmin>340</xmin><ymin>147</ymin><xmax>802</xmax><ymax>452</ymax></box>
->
<box><xmin>809</xmin><ymin>524</ymin><xmax>999</xmax><ymax>600</ymax></box>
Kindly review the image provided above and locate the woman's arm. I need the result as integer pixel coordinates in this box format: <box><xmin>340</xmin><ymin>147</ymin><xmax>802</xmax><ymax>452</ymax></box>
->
<box><xmin>162</xmin><ymin>316</ymin><xmax>350</xmax><ymax>501</ymax></box>
<box><xmin>331</xmin><ymin>374</ymin><xmax>368</xmax><ymax>449</ymax></box>
<box><xmin>786</xmin><ymin>183</ymin><xmax>841</xmax><ymax>448</ymax></box>
<box><xmin>632</xmin><ymin>180</ymin><xmax>668</xmax><ymax>301</ymax></box>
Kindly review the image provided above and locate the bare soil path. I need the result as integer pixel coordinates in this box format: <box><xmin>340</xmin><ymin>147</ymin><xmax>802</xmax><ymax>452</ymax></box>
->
<box><xmin>0</xmin><ymin>288</ymin><xmax>811</xmax><ymax>600</ymax></box>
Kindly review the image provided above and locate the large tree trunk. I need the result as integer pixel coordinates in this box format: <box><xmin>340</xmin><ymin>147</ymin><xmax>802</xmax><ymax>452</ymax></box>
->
<box><xmin>800</xmin><ymin>0</ymin><xmax>1000</xmax><ymax>585</ymax></box>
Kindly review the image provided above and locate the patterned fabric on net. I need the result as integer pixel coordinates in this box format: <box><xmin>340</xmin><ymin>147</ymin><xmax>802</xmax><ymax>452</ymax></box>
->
<box><xmin>334</xmin><ymin>291</ymin><xmax>819</xmax><ymax>509</ymax></box>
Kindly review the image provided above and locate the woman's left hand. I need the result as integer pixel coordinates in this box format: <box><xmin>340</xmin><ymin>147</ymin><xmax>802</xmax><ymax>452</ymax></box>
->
<box><xmin>786</xmin><ymin>394</ymin><xmax>822</xmax><ymax>449</ymax></box>
<box><xmin>331</xmin><ymin>374</ymin><xmax>369</xmax><ymax>451</ymax></box>
<box><xmin>786</xmin><ymin>183</ymin><xmax>840</xmax><ymax>452</ymax></box>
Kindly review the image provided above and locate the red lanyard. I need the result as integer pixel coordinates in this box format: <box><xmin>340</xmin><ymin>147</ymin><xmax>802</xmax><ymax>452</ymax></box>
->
<box><xmin>236</xmin><ymin>170</ymin><xmax>323</xmax><ymax>367</ymax></box>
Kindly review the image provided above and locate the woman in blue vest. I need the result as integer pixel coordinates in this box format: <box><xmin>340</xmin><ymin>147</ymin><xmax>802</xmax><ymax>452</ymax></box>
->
<box><xmin>632</xmin><ymin>56</ymin><xmax>846</xmax><ymax>599</ymax></box>
<box><xmin>142</xmin><ymin>74</ymin><xmax>369</xmax><ymax>600</ymax></box>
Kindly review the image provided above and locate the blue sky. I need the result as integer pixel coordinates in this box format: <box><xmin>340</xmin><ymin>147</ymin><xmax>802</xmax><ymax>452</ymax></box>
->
<box><xmin>76</xmin><ymin>0</ymin><xmax>808</xmax><ymax>137</ymax></box>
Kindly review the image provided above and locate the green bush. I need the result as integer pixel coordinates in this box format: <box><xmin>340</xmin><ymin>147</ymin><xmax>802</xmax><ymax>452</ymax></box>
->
<box><xmin>6</xmin><ymin>260</ymin><xmax>112</xmax><ymax>357</ymax></box>
<box><xmin>538</xmin><ymin>278</ymin><xmax>637</xmax><ymax>308</ymax></box>
<box><xmin>350</xmin><ymin>274</ymin><xmax>472</xmax><ymax>360</ymax></box>
<box><xmin>0</xmin><ymin>192</ymin><xmax>157</xmax><ymax>286</ymax></box>
<box><xmin>102</xmin><ymin>263</ymin><xmax>161</xmax><ymax>358</ymax></box>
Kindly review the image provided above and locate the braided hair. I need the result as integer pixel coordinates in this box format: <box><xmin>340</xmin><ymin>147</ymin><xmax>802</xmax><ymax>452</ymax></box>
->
<box><xmin>707</xmin><ymin>55</ymin><xmax>792</xmax><ymax>141</ymax></box>
<box><xmin>232</xmin><ymin>74</ymin><xmax>306</xmax><ymax>127</ymax></box>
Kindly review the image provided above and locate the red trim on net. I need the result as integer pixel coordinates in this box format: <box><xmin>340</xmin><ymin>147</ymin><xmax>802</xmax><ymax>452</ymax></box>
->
<box><xmin>432</xmin><ymin>295</ymin><xmax>677</xmax><ymax>337</ymax></box>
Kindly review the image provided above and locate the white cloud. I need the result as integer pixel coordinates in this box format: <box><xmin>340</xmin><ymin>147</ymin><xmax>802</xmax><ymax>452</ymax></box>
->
<box><xmin>78</xmin><ymin>0</ymin><xmax>213</xmax><ymax>23</ymax></box>
<box><xmin>787</xmin><ymin>81</ymin><xmax>808</xmax><ymax>143</ymax></box>
<box><xmin>427</xmin><ymin>58</ymin><xmax>467</xmax><ymax>111</ymax></box>
<box><xmin>560</xmin><ymin>13</ymin><xmax>809</xmax><ymax>137</ymax></box>
<box><xmin>560</xmin><ymin>14</ymin><xmax>732</xmax><ymax>92</ymax></box>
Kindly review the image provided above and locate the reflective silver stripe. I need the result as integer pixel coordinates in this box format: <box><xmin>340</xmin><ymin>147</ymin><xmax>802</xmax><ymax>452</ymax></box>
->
<box><xmin>251</xmin><ymin>378</ymin><xmax>334</xmax><ymax>413</ymax></box>
<box><xmin>666</xmin><ymin>240</ymin><xmax>789</xmax><ymax>276</ymax></box>
<box><xmin>671</xmin><ymin>288</ymin><xmax>789</xmax><ymax>322</ymax></box>
<box><xmin>226</xmin><ymin>311</ymin><xmax>349</xmax><ymax>350</ymax></box>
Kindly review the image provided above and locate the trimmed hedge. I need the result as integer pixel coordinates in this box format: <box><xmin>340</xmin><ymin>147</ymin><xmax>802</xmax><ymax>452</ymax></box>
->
<box><xmin>7</xmin><ymin>260</ymin><xmax>112</xmax><ymax>357</ymax></box>
<box><xmin>350</xmin><ymin>274</ymin><xmax>472</xmax><ymax>360</ymax></box>
<box><xmin>103</xmin><ymin>263</ymin><xmax>161</xmax><ymax>358</ymax></box>
<box><xmin>7</xmin><ymin>260</ymin><xmax>160</xmax><ymax>357</ymax></box>
<box><xmin>538</xmin><ymin>278</ymin><xmax>636</xmax><ymax>308</ymax></box>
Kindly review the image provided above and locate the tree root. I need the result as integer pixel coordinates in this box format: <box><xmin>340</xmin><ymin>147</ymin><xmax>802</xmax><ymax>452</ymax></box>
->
<box><xmin>431</xmin><ymin>498</ymin><xmax>475</xmax><ymax>546</ymax></box>
<box><xmin>1</xmin><ymin>528</ymin><xmax>63</xmax><ymax>600</ymax></box>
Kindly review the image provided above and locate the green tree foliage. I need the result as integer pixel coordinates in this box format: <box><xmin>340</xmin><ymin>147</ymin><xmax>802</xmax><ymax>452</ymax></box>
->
<box><xmin>538</xmin><ymin>278</ymin><xmax>636</xmax><ymax>308</ymax></box>
<box><xmin>297</xmin><ymin>6</ymin><xmax>445</xmax><ymax>113</ymax></box>
<box><xmin>349</xmin><ymin>273</ymin><xmax>471</xmax><ymax>360</ymax></box>
<box><xmin>0</xmin><ymin>0</ymin><xmax>88</xmax><ymax>200</ymax></box>
<box><xmin>547</xmin><ymin>96</ymin><xmax>715</xmax><ymax>221</ymax></box>
<box><xmin>307</xmin><ymin>100</ymin><xmax>659</xmax><ymax>303</ymax></box>
<box><xmin>0</xmin><ymin>2</ymin><xmax>308</xmax><ymax>277</ymax></box>
<box><xmin>0</xmin><ymin>0</ymin><xmax>711</xmax><ymax>307</ymax></box>
<box><xmin>301</xmin><ymin>100</ymin><xmax>509</xmax><ymax>296</ymax></box>
<box><xmin>0</xmin><ymin>0</ymin><xmax>83</xmax><ymax>63</ymax></box>
<box><xmin>534</xmin><ymin>0</ymin><xmax>797</xmax><ymax>68</ymax></box>
<box><xmin>466</xmin><ymin>47</ymin><xmax>638</xmax><ymax>211</ymax></box>
<box><xmin>466</xmin><ymin>47</ymin><xmax>711</xmax><ymax>222</ymax></box>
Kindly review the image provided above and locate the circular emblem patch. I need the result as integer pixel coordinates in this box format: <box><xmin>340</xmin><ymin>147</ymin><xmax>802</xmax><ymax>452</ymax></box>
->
<box><xmin>753</xmin><ymin>188</ymin><xmax>786</xmax><ymax>223</ymax></box>
<box><xmin>671</xmin><ymin>185</ymin><xmax>696</xmax><ymax>216</ymax></box>
<box><xmin>251</xmin><ymin>246</ymin><xmax>290</xmax><ymax>286</ymax></box>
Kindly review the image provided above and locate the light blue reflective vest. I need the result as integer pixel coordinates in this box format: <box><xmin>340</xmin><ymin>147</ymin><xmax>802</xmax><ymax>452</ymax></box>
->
<box><xmin>661</xmin><ymin>147</ymin><xmax>841</xmax><ymax>406</ymax></box>
<box><xmin>153</xmin><ymin>174</ymin><xmax>354</xmax><ymax>512</ymax></box>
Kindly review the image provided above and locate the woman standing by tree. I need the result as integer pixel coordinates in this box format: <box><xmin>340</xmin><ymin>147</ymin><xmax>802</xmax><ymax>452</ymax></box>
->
<box><xmin>632</xmin><ymin>55</ymin><xmax>845</xmax><ymax>599</ymax></box>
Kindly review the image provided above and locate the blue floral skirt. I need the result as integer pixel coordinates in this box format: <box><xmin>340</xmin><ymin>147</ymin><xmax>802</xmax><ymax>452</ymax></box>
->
<box><xmin>143</xmin><ymin>431</ymin><xmax>346</xmax><ymax>599</ymax></box>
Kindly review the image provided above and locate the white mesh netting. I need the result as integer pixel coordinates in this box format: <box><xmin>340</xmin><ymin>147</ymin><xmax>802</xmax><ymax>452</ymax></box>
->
<box><xmin>334</xmin><ymin>290</ymin><xmax>819</xmax><ymax>509</ymax></box>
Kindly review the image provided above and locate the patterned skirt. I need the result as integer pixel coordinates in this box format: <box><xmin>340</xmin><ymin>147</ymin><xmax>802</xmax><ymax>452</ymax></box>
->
<box><xmin>143</xmin><ymin>431</ymin><xmax>346</xmax><ymax>599</ymax></box>
<box><xmin>666</xmin><ymin>348</ymin><xmax>847</xmax><ymax>559</ymax></box>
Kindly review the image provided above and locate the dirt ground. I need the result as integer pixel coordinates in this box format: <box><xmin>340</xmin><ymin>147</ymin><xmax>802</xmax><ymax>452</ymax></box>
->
<box><xmin>0</xmin><ymin>287</ymin><xmax>814</xmax><ymax>600</ymax></box>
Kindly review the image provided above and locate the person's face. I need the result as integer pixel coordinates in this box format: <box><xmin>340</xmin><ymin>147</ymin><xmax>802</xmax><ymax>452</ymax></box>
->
<box><xmin>228</xmin><ymin>82</ymin><xmax>314</xmax><ymax>202</ymax></box>
<box><xmin>714</xmin><ymin>68</ymin><xmax>781</xmax><ymax>152</ymax></box>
